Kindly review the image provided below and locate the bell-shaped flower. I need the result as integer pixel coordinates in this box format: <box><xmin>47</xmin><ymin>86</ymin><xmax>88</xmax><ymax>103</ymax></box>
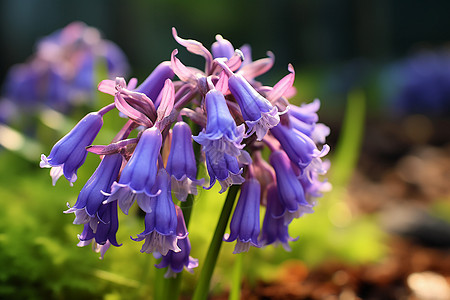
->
<box><xmin>192</xmin><ymin>89</ymin><xmax>245</xmax><ymax>163</ymax></box>
<box><xmin>68</xmin><ymin>153</ymin><xmax>122</xmax><ymax>217</ymax></box>
<box><xmin>270</xmin><ymin>123</ymin><xmax>317</xmax><ymax>170</ymax></box>
<box><xmin>104</xmin><ymin>127</ymin><xmax>162</xmax><ymax>214</ymax></box>
<box><xmin>289</xmin><ymin>99</ymin><xmax>330</xmax><ymax>144</ymax></box>
<box><xmin>166</xmin><ymin>122</ymin><xmax>205</xmax><ymax>201</ymax></box>
<box><xmin>76</xmin><ymin>201</ymin><xmax>121</xmax><ymax>259</ymax></box>
<box><xmin>270</xmin><ymin>150</ymin><xmax>313</xmax><ymax>222</ymax></box>
<box><xmin>40</xmin><ymin>111</ymin><xmax>103</xmax><ymax>185</ymax></box>
<box><xmin>259</xmin><ymin>183</ymin><xmax>298</xmax><ymax>251</ymax></box>
<box><xmin>134</xmin><ymin>61</ymin><xmax>175</xmax><ymax>103</ymax></box>
<box><xmin>131</xmin><ymin>168</ymin><xmax>180</xmax><ymax>256</ymax></box>
<box><xmin>227</xmin><ymin>71</ymin><xmax>280</xmax><ymax>141</ymax></box>
<box><xmin>205</xmin><ymin>153</ymin><xmax>245</xmax><ymax>193</ymax></box>
<box><xmin>156</xmin><ymin>206</ymin><xmax>198</xmax><ymax>278</ymax></box>
<box><xmin>224</xmin><ymin>178</ymin><xmax>261</xmax><ymax>253</ymax></box>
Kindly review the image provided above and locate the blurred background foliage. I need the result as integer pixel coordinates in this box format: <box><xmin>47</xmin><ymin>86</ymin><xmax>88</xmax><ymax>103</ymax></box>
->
<box><xmin>1</xmin><ymin>0</ymin><xmax>450</xmax><ymax>299</ymax></box>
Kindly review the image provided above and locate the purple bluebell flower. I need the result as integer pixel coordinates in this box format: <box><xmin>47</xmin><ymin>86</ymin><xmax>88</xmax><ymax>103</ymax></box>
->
<box><xmin>211</xmin><ymin>35</ymin><xmax>235</xmax><ymax>59</ymax></box>
<box><xmin>132</xmin><ymin>168</ymin><xmax>180</xmax><ymax>256</ymax></box>
<box><xmin>104</xmin><ymin>127</ymin><xmax>162</xmax><ymax>214</ymax></box>
<box><xmin>166</xmin><ymin>122</ymin><xmax>205</xmax><ymax>201</ymax></box>
<box><xmin>40</xmin><ymin>111</ymin><xmax>104</xmax><ymax>185</ymax></box>
<box><xmin>381</xmin><ymin>50</ymin><xmax>450</xmax><ymax>117</ymax></box>
<box><xmin>1</xmin><ymin>22</ymin><xmax>130</xmax><ymax>119</ymax></box>
<box><xmin>224</xmin><ymin>178</ymin><xmax>261</xmax><ymax>253</ymax></box>
<box><xmin>205</xmin><ymin>153</ymin><xmax>245</xmax><ymax>193</ymax></box>
<box><xmin>76</xmin><ymin>201</ymin><xmax>121</xmax><ymax>259</ymax></box>
<box><xmin>270</xmin><ymin>123</ymin><xmax>317</xmax><ymax>170</ymax></box>
<box><xmin>289</xmin><ymin>99</ymin><xmax>330</xmax><ymax>144</ymax></box>
<box><xmin>260</xmin><ymin>183</ymin><xmax>298</xmax><ymax>250</ymax></box>
<box><xmin>269</xmin><ymin>150</ymin><xmax>313</xmax><ymax>223</ymax></box>
<box><xmin>67</xmin><ymin>153</ymin><xmax>122</xmax><ymax>216</ymax></box>
<box><xmin>227</xmin><ymin>72</ymin><xmax>280</xmax><ymax>140</ymax></box>
<box><xmin>156</xmin><ymin>206</ymin><xmax>198</xmax><ymax>278</ymax></box>
<box><xmin>193</xmin><ymin>89</ymin><xmax>246</xmax><ymax>163</ymax></box>
<box><xmin>41</xmin><ymin>28</ymin><xmax>331</xmax><ymax>268</ymax></box>
<box><xmin>134</xmin><ymin>61</ymin><xmax>175</xmax><ymax>102</ymax></box>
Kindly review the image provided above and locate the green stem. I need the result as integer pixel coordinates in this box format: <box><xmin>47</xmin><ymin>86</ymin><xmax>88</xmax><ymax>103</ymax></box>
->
<box><xmin>153</xmin><ymin>258</ymin><xmax>166</xmax><ymax>300</ymax></box>
<box><xmin>192</xmin><ymin>184</ymin><xmax>241</xmax><ymax>300</ymax></box>
<box><xmin>229</xmin><ymin>253</ymin><xmax>244</xmax><ymax>300</ymax></box>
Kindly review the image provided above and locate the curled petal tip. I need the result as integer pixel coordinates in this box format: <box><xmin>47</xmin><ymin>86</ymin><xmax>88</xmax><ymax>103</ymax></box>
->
<box><xmin>288</xmin><ymin>63</ymin><xmax>295</xmax><ymax>73</ymax></box>
<box><xmin>171</xmin><ymin>27</ymin><xmax>178</xmax><ymax>38</ymax></box>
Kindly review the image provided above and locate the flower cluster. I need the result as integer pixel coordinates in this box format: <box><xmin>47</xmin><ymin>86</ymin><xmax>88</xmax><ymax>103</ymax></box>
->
<box><xmin>0</xmin><ymin>22</ymin><xmax>129</xmax><ymax>124</ymax></box>
<box><xmin>41</xmin><ymin>28</ymin><xmax>330</xmax><ymax>277</ymax></box>
<box><xmin>381</xmin><ymin>49</ymin><xmax>450</xmax><ymax>117</ymax></box>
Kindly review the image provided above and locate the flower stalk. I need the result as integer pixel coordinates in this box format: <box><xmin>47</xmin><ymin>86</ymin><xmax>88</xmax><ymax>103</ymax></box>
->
<box><xmin>230</xmin><ymin>253</ymin><xmax>244</xmax><ymax>300</ymax></box>
<box><xmin>192</xmin><ymin>185</ymin><xmax>240</xmax><ymax>300</ymax></box>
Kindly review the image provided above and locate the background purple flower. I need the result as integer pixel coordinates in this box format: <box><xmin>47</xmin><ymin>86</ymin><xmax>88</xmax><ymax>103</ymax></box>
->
<box><xmin>0</xmin><ymin>21</ymin><xmax>130</xmax><ymax>123</ymax></box>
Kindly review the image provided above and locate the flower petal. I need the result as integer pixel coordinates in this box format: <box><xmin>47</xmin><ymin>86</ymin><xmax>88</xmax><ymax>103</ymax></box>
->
<box><xmin>156</xmin><ymin>79</ymin><xmax>175</xmax><ymax>123</ymax></box>
<box><xmin>266</xmin><ymin>64</ymin><xmax>295</xmax><ymax>103</ymax></box>
<box><xmin>170</xmin><ymin>49</ymin><xmax>196</xmax><ymax>83</ymax></box>
<box><xmin>172</xmin><ymin>27</ymin><xmax>213</xmax><ymax>73</ymax></box>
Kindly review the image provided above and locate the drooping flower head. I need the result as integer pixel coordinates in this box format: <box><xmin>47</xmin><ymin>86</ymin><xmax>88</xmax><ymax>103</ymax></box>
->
<box><xmin>260</xmin><ymin>183</ymin><xmax>298</xmax><ymax>251</ymax></box>
<box><xmin>156</xmin><ymin>206</ymin><xmax>198</xmax><ymax>278</ymax></box>
<box><xmin>224</xmin><ymin>177</ymin><xmax>261</xmax><ymax>253</ymax></box>
<box><xmin>104</xmin><ymin>127</ymin><xmax>162</xmax><ymax>214</ymax></box>
<box><xmin>192</xmin><ymin>88</ymin><xmax>246</xmax><ymax>163</ymax></box>
<box><xmin>40</xmin><ymin>111</ymin><xmax>104</xmax><ymax>185</ymax></box>
<box><xmin>217</xmin><ymin>60</ymin><xmax>280</xmax><ymax>141</ymax></box>
<box><xmin>132</xmin><ymin>168</ymin><xmax>179</xmax><ymax>256</ymax></box>
<box><xmin>205</xmin><ymin>153</ymin><xmax>245</xmax><ymax>193</ymax></box>
<box><xmin>41</xmin><ymin>28</ymin><xmax>330</xmax><ymax>276</ymax></box>
<box><xmin>269</xmin><ymin>150</ymin><xmax>313</xmax><ymax>224</ymax></box>
<box><xmin>69</xmin><ymin>153</ymin><xmax>122</xmax><ymax>216</ymax></box>
<box><xmin>166</xmin><ymin>121</ymin><xmax>204</xmax><ymax>201</ymax></box>
<box><xmin>76</xmin><ymin>201</ymin><xmax>121</xmax><ymax>259</ymax></box>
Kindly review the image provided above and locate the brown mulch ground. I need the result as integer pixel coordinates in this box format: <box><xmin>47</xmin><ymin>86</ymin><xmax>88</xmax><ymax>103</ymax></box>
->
<box><xmin>238</xmin><ymin>238</ymin><xmax>450</xmax><ymax>300</ymax></box>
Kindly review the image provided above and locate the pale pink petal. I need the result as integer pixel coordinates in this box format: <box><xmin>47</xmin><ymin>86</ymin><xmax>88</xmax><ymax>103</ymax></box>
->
<box><xmin>86</xmin><ymin>138</ymin><xmax>137</xmax><ymax>155</ymax></box>
<box><xmin>127</xmin><ymin>77</ymin><xmax>138</xmax><ymax>90</ymax></box>
<box><xmin>172</xmin><ymin>27</ymin><xmax>213</xmax><ymax>73</ymax></box>
<box><xmin>171</xmin><ymin>49</ymin><xmax>196</xmax><ymax>82</ymax></box>
<box><xmin>115</xmin><ymin>93</ymin><xmax>153</xmax><ymax>127</ymax></box>
<box><xmin>97</xmin><ymin>79</ymin><xmax>116</xmax><ymax>95</ymax></box>
<box><xmin>267</xmin><ymin>64</ymin><xmax>295</xmax><ymax>102</ymax></box>
<box><xmin>225</xmin><ymin>49</ymin><xmax>244</xmax><ymax>72</ymax></box>
<box><xmin>283</xmin><ymin>86</ymin><xmax>297</xmax><ymax>99</ymax></box>
<box><xmin>239</xmin><ymin>51</ymin><xmax>275</xmax><ymax>81</ymax></box>
<box><xmin>215</xmin><ymin>71</ymin><xmax>229</xmax><ymax>95</ymax></box>
<box><xmin>180</xmin><ymin>108</ymin><xmax>206</xmax><ymax>127</ymax></box>
<box><xmin>156</xmin><ymin>79</ymin><xmax>175</xmax><ymax>123</ymax></box>
<box><xmin>121</xmin><ymin>89</ymin><xmax>157</xmax><ymax>121</ymax></box>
